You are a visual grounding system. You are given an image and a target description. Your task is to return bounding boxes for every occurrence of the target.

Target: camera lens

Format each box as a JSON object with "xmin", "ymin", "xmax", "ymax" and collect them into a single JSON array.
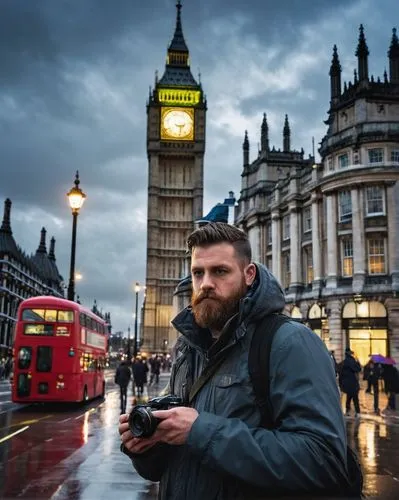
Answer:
[{"xmin": 129, "ymin": 407, "xmax": 158, "ymax": 438}]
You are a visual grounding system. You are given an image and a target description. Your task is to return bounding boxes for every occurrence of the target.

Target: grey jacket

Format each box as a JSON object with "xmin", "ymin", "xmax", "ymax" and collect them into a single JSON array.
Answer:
[{"xmin": 125, "ymin": 264, "xmax": 348, "ymax": 499}]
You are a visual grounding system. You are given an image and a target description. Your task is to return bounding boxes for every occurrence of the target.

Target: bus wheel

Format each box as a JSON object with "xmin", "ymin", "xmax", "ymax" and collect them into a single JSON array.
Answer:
[{"xmin": 82, "ymin": 386, "xmax": 88, "ymax": 403}]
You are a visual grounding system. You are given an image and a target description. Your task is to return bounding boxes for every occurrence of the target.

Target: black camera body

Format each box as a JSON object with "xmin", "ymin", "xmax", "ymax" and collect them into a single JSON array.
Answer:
[{"xmin": 128, "ymin": 395, "xmax": 183, "ymax": 438}]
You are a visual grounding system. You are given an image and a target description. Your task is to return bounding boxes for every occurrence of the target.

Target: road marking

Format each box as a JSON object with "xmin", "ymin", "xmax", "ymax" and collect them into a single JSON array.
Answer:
[
  {"xmin": 0, "ymin": 391, "xmax": 10, "ymax": 396},
  {"xmin": 75, "ymin": 408, "xmax": 96, "ymax": 420},
  {"xmin": 0, "ymin": 425, "xmax": 29, "ymax": 444},
  {"xmin": 19, "ymin": 415, "xmax": 53, "ymax": 425},
  {"xmin": 59, "ymin": 417, "xmax": 71, "ymax": 423},
  {"xmin": 0, "ymin": 400, "xmax": 12, "ymax": 404}
]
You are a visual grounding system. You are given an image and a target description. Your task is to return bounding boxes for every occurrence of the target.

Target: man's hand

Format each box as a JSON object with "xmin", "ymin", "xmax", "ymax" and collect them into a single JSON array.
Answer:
[
  {"xmin": 119, "ymin": 407, "xmax": 199, "ymax": 453},
  {"xmin": 119, "ymin": 413, "xmax": 159, "ymax": 454},
  {"xmin": 152, "ymin": 407, "xmax": 199, "ymax": 446}
]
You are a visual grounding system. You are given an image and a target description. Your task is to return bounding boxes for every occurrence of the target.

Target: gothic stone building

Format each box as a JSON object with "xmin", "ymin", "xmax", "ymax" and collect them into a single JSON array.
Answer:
[
  {"xmin": 0, "ymin": 199, "xmax": 64, "ymax": 356},
  {"xmin": 142, "ymin": 1, "xmax": 206, "ymax": 354},
  {"xmin": 235, "ymin": 26, "xmax": 399, "ymax": 365}
]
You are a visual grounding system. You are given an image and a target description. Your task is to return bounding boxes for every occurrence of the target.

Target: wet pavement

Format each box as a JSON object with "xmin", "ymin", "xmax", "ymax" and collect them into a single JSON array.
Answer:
[{"xmin": 0, "ymin": 373, "xmax": 398, "ymax": 499}]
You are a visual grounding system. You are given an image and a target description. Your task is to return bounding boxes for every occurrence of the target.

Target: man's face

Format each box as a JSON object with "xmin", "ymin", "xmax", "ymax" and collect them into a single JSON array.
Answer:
[{"xmin": 190, "ymin": 242, "xmax": 256, "ymax": 333}]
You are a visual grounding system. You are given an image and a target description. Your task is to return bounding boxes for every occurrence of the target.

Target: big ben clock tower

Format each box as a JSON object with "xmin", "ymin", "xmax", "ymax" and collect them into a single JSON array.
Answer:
[{"xmin": 142, "ymin": 1, "xmax": 206, "ymax": 354}]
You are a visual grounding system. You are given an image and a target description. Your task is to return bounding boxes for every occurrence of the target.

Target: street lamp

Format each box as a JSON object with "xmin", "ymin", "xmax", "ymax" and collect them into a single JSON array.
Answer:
[
  {"xmin": 134, "ymin": 282, "xmax": 140, "ymax": 357},
  {"xmin": 66, "ymin": 171, "xmax": 86, "ymax": 301}
]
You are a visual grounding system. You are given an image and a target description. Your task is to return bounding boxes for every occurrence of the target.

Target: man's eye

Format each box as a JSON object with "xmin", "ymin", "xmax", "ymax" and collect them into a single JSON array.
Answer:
[
  {"xmin": 192, "ymin": 270, "xmax": 203, "ymax": 277},
  {"xmin": 215, "ymin": 269, "xmax": 227, "ymax": 276}
]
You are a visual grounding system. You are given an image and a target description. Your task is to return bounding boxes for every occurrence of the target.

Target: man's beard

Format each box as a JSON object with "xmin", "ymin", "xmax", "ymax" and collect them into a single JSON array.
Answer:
[{"xmin": 191, "ymin": 280, "xmax": 248, "ymax": 332}]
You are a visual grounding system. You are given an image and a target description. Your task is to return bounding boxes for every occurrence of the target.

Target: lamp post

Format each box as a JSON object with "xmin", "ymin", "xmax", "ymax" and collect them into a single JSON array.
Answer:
[
  {"xmin": 134, "ymin": 282, "xmax": 140, "ymax": 357},
  {"xmin": 66, "ymin": 171, "xmax": 86, "ymax": 301},
  {"xmin": 127, "ymin": 326, "xmax": 131, "ymax": 362}
]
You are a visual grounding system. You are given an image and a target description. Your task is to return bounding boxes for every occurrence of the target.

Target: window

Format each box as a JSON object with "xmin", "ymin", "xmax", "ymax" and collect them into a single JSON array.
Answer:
[
  {"xmin": 328, "ymin": 157, "xmax": 334, "ymax": 171},
  {"xmin": 18, "ymin": 347, "xmax": 32, "ymax": 369},
  {"xmin": 283, "ymin": 215, "xmax": 290, "ymax": 240},
  {"xmin": 303, "ymin": 207, "xmax": 312, "ymax": 233},
  {"xmin": 304, "ymin": 247, "xmax": 313, "ymax": 283},
  {"xmin": 266, "ymin": 223, "xmax": 272, "ymax": 245},
  {"xmin": 391, "ymin": 149, "xmax": 399, "ymax": 163},
  {"xmin": 338, "ymin": 153, "xmax": 349, "ymax": 169},
  {"xmin": 368, "ymin": 238, "xmax": 386, "ymax": 274},
  {"xmin": 342, "ymin": 239, "xmax": 353, "ymax": 277},
  {"xmin": 366, "ymin": 186, "xmax": 385, "ymax": 216},
  {"xmin": 37, "ymin": 346, "xmax": 52, "ymax": 372},
  {"xmin": 282, "ymin": 252, "xmax": 290, "ymax": 288},
  {"xmin": 339, "ymin": 191, "xmax": 352, "ymax": 222},
  {"xmin": 368, "ymin": 148, "xmax": 384, "ymax": 164}
]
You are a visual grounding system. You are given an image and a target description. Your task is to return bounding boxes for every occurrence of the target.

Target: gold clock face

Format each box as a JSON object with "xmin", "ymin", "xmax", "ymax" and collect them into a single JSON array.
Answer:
[{"xmin": 161, "ymin": 107, "xmax": 194, "ymax": 140}]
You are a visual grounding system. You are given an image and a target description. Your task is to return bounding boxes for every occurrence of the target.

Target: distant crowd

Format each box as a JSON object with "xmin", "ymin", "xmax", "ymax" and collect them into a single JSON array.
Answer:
[
  {"xmin": 331, "ymin": 348, "xmax": 399, "ymax": 417},
  {"xmin": 0, "ymin": 355, "xmax": 12, "ymax": 381},
  {"xmin": 114, "ymin": 354, "xmax": 171, "ymax": 413}
]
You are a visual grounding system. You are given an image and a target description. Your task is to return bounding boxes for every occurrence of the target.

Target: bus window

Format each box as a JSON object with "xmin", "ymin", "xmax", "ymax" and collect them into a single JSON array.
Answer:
[
  {"xmin": 24, "ymin": 324, "xmax": 54, "ymax": 336},
  {"xmin": 37, "ymin": 346, "xmax": 52, "ymax": 372},
  {"xmin": 18, "ymin": 347, "xmax": 32, "ymax": 369},
  {"xmin": 58, "ymin": 310, "xmax": 74, "ymax": 322},
  {"xmin": 22, "ymin": 309, "xmax": 46, "ymax": 321},
  {"xmin": 44, "ymin": 310, "xmax": 57, "ymax": 322}
]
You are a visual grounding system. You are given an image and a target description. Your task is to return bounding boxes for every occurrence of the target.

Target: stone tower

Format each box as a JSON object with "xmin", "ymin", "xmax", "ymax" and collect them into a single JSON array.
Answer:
[{"xmin": 142, "ymin": 1, "xmax": 206, "ymax": 354}]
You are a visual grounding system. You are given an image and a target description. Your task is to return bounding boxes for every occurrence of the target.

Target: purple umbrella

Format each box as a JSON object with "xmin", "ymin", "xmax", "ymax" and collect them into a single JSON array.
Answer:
[
  {"xmin": 371, "ymin": 354, "xmax": 387, "ymax": 364},
  {"xmin": 384, "ymin": 357, "xmax": 396, "ymax": 365}
]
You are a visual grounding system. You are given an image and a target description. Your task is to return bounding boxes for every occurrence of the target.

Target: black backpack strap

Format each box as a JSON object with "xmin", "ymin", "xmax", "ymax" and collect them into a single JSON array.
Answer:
[{"xmin": 249, "ymin": 313, "xmax": 292, "ymax": 429}]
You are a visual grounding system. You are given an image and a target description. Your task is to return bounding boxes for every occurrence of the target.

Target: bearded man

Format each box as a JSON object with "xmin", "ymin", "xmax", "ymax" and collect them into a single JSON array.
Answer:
[{"xmin": 119, "ymin": 222, "xmax": 352, "ymax": 499}]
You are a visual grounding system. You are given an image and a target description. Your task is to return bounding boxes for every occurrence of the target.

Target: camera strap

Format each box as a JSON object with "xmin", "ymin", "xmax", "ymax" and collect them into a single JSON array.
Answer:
[{"xmin": 188, "ymin": 351, "xmax": 229, "ymax": 405}]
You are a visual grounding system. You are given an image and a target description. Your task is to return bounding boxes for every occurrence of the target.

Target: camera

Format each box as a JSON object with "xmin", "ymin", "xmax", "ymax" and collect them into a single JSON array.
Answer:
[{"xmin": 128, "ymin": 394, "xmax": 183, "ymax": 438}]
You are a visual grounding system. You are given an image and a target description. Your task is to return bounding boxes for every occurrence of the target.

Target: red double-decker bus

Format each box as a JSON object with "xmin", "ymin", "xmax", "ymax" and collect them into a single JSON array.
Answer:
[{"xmin": 12, "ymin": 296, "xmax": 108, "ymax": 403}]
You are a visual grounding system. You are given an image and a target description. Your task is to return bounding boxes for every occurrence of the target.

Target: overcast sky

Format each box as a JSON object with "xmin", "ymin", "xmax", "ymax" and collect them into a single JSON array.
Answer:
[{"xmin": 0, "ymin": 0, "xmax": 396, "ymax": 335}]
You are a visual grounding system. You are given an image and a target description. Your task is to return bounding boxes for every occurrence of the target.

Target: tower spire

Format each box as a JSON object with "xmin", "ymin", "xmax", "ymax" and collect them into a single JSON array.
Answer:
[
  {"xmin": 167, "ymin": 0, "xmax": 189, "ymax": 66},
  {"xmin": 283, "ymin": 115, "xmax": 290, "ymax": 152},
  {"xmin": 388, "ymin": 27, "xmax": 399, "ymax": 83},
  {"xmin": 1, "ymin": 198, "xmax": 12, "ymax": 234},
  {"xmin": 356, "ymin": 24, "xmax": 369, "ymax": 82},
  {"xmin": 243, "ymin": 131, "xmax": 250, "ymax": 167},
  {"xmin": 261, "ymin": 113, "xmax": 269, "ymax": 153},
  {"xmin": 49, "ymin": 237, "xmax": 56, "ymax": 261},
  {"xmin": 36, "ymin": 227, "xmax": 47, "ymax": 254},
  {"xmin": 329, "ymin": 45, "xmax": 342, "ymax": 101}
]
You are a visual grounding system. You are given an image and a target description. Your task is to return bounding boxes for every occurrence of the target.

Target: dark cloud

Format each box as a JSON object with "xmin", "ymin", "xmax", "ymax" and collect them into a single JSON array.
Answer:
[{"xmin": 0, "ymin": 0, "xmax": 396, "ymax": 332}]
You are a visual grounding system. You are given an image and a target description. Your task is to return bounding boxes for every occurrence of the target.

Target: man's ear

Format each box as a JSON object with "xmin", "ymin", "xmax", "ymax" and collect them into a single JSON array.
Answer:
[{"xmin": 244, "ymin": 263, "xmax": 257, "ymax": 286}]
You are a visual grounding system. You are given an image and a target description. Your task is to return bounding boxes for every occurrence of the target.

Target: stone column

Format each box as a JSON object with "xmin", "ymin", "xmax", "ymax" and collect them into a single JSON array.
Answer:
[
  {"xmin": 352, "ymin": 187, "xmax": 365, "ymax": 292},
  {"xmin": 327, "ymin": 299, "xmax": 345, "ymax": 362},
  {"xmin": 272, "ymin": 209, "xmax": 281, "ymax": 282},
  {"xmin": 289, "ymin": 202, "xmax": 302, "ymax": 290},
  {"xmin": 385, "ymin": 297, "xmax": 399, "ymax": 365},
  {"xmin": 311, "ymin": 192, "xmax": 322, "ymax": 289},
  {"xmin": 326, "ymin": 193, "xmax": 338, "ymax": 288},
  {"xmin": 387, "ymin": 183, "xmax": 399, "ymax": 293}
]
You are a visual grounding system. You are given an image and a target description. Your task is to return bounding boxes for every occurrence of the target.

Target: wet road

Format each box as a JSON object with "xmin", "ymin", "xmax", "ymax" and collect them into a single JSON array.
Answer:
[{"xmin": 0, "ymin": 373, "xmax": 398, "ymax": 499}]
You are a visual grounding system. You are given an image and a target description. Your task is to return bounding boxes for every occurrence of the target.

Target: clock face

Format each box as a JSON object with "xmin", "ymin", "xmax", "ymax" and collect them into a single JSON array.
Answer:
[{"xmin": 161, "ymin": 108, "xmax": 194, "ymax": 140}]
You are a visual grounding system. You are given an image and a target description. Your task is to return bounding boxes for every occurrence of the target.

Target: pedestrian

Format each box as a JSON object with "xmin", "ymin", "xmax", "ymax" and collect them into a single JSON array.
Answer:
[
  {"xmin": 119, "ymin": 222, "xmax": 358, "ymax": 499},
  {"xmin": 149, "ymin": 355, "xmax": 161, "ymax": 385},
  {"xmin": 114, "ymin": 360, "xmax": 131, "ymax": 414},
  {"xmin": 339, "ymin": 347, "xmax": 362, "ymax": 417},
  {"xmin": 363, "ymin": 359, "xmax": 373, "ymax": 393},
  {"xmin": 330, "ymin": 350, "xmax": 339, "ymax": 376},
  {"xmin": 382, "ymin": 364, "xmax": 399, "ymax": 411},
  {"xmin": 132, "ymin": 357, "xmax": 148, "ymax": 397},
  {"xmin": 365, "ymin": 360, "xmax": 382, "ymax": 414}
]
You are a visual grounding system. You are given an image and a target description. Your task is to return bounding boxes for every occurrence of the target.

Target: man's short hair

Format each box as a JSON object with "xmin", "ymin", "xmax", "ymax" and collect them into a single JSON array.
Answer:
[{"xmin": 187, "ymin": 222, "xmax": 251, "ymax": 264}]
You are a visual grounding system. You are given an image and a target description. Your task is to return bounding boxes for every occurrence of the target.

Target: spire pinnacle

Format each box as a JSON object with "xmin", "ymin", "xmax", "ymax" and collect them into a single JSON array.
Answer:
[
  {"xmin": 37, "ymin": 227, "xmax": 47, "ymax": 254},
  {"xmin": 1, "ymin": 198, "xmax": 12, "ymax": 234},
  {"xmin": 49, "ymin": 237, "xmax": 56, "ymax": 261},
  {"xmin": 169, "ymin": 0, "xmax": 188, "ymax": 53},
  {"xmin": 356, "ymin": 24, "xmax": 369, "ymax": 81},
  {"xmin": 329, "ymin": 45, "xmax": 341, "ymax": 76},
  {"xmin": 243, "ymin": 130, "xmax": 249, "ymax": 150},
  {"xmin": 261, "ymin": 113, "xmax": 269, "ymax": 152},
  {"xmin": 283, "ymin": 115, "xmax": 290, "ymax": 152}
]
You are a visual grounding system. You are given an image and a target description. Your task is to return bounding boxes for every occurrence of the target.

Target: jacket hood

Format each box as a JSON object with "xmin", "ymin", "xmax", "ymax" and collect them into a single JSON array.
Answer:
[
  {"xmin": 171, "ymin": 263, "xmax": 285, "ymax": 346},
  {"xmin": 239, "ymin": 262, "xmax": 285, "ymax": 324}
]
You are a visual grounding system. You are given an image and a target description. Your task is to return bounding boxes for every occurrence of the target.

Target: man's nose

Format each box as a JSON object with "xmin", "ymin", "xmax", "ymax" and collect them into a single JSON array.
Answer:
[{"xmin": 200, "ymin": 272, "xmax": 215, "ymax": 290}]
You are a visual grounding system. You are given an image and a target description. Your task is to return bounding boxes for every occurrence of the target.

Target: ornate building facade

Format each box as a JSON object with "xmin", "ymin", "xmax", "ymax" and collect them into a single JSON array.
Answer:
[
  {"xmin": 0, "ymin": 199, "xmax": 64, "ymax": 356},
  {"xmin": 235, "ymin": 26, "xmax": 399, "ymax": 365},
  {"xmin": 142, "ymin": 1, "xmax": 206, "ymax": 353}
]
